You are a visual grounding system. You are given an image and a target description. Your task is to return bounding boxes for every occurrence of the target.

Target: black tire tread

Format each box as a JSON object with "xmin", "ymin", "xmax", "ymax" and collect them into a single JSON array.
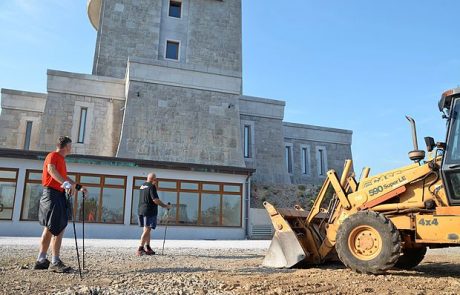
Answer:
[
  {"xmin": 394, "ymin": 246, "xmax": 427, "ymax": 269},
  {"xmin": 335, "ymin": 211, "xmax": 401, "ymax": 274}
]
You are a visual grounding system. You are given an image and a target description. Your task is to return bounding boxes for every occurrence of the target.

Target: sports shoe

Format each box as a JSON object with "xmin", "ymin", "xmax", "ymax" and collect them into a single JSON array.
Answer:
[
  {"xmin": 33, "ymin": 259, "xmax": 50, "ymax": 270},
  {"xmin": 49, "ymin": 260, "xmax": 72, "ymax": 273},
  {"xmin": 145, "ymin": 245, "xmax": 156, "ymax": 255},
  {"xmin": 136, "ymin": 246, "xmax": 146, "ymax": 256}
]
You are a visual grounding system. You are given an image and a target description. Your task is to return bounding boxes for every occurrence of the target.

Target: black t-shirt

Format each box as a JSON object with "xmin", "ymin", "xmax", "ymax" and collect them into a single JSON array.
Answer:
[{"xmin": 138, "ymin": 182, "xmax": 159, "ymax": 216}]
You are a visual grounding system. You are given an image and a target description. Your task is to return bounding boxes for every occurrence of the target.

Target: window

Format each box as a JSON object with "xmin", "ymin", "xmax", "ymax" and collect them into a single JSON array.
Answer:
[
  {"xmin": 301, "ymin": 146, "xmax": 310, "ymax": 175},
  {"xmin": 24, "ymin": 121, "xmax": 32, "ymax": 150},
  {"xmin": 285, "ymin": 145, "xmax": 293, "ymax": 174},
  {"xmin": 166, "ymin": 40, "xmax": 180, "ymax": 60},
  {"xmin": 131, "ymin": 178, "xmax": 242, "ymax": 227},
  {"xmin": 244, "ymin": 125, "xmax": 251, "ymax": 158},
  {"xmin": 77, "ymin": 107, "xmax": 88, "ymax": 143},
  {"xmin": 0, "ymin": 168, "xmax": 18, "ymax": 220},
  {"xmin": 317, "ymin": 146, "xmax": 328, "ymax": 176},
  {"xmin": 169, "ymin": 1, "xmax": 182, "ymax": 18},
  {"xmin": 76, "ymin": 174, "xmax": 126, "ymax": 224},
  {"xmin": 21, "ymin": 170, "xmax": 44, "ymax": 221},
  {"xmin": 21, "ymin": 171, "xmax": 126, "ymax": 223}
]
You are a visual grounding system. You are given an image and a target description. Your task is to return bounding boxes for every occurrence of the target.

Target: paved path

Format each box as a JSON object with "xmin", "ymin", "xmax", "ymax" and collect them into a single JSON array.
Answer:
[{"xmin": 0, "ymin": 236, "xmax": 271, "ymax": 249}]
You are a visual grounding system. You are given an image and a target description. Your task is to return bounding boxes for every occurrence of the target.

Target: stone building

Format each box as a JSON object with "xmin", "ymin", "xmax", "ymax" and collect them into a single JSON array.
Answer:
[{"xmin": 0, "ymin": 0, "xmax": 352, "ymax": 239}]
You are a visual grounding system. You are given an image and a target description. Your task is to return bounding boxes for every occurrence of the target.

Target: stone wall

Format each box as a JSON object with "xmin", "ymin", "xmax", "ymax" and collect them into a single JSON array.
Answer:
[
  {"xmin": 188, "ymin": 0, "xmax": 242, "ymax": 77},
  {"xmin": 0, "ymin": 89, "xmax": 46, "ymax": 150},
  {"xmin": 38, "ymin": 70, "xmax": 125, "ymax": 156},
  {"xmin": 283, "ymin": 122, "xmax": 353, "ymax": 185},
  {"xmin": 116, "ymin": 80, "xmax": 245, "ymax": 167},
  {"xmin": 239, "ymin": 95, "xmax": 290, "ymax": 184},
  {"xmin": 92, "ymin": 0, "xmax": 242, "ymax": 79},
  {"xmin": 92, "ymin": 0, "xmax": 163, "ymax": 78}
]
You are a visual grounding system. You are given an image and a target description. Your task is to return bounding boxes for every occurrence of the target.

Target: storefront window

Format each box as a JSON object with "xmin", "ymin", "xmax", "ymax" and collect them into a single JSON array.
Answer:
[
  {"xmin": 178, "ymin": 192, "xmax": 199, "ymax": 225},
  {"xmin": 73, "ymin": 174, "xmax": 125, "ymax": 224},
  {"xmin": 0, "ymin": 168, "xmax": 18, "ymax": 220},
  {"xmin": 21, "ymin": 170, "xmax": 42, "ymax": 221},
  {"xmin": 132, "ymin": 178, "xmax": 243, "ymax": 227},
  {"xmin": 222, "ymin": 194, "xmax": 242, "ymax": 227},
  {"xmin": 158, "ymin": 191, "xmax": 177, "ymax": 224},
  {"xmin": 201, "ymin": 193, "xmax": 220, "ymax": 226}
]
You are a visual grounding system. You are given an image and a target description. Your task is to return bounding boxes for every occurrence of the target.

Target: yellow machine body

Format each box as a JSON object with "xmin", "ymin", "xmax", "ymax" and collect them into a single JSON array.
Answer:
[
  {"xmin": 263, "ymin": 157, "xmax": 460, "ymax": 270},
  {"xmin": 263, "ymin": 88, "xmax": 460, "ymax": 273}
]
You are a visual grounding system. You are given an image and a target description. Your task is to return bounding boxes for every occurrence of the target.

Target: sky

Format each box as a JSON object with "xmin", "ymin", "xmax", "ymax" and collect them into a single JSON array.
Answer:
[{"xmin": 1, "ymin": 0, "xmax": 460, "ymax": 175}]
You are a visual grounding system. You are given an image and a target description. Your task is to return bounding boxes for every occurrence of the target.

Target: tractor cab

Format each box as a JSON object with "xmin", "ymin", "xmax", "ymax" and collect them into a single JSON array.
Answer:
[{"xmin": 439, "ymin": 87, "xmax": 460, "ymax": 205}]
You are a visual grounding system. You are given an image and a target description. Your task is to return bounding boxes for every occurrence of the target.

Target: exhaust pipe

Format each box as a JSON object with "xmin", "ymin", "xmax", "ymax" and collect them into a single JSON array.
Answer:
[{"xmin": 405, "ymin": 116, "xmax": 425, "ymax": 162}]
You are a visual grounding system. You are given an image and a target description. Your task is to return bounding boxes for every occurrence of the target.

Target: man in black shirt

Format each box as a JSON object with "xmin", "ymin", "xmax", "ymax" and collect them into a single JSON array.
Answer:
[{"xmin": 137, "ymin": 172, "xmax": 170, "ymax": 256}]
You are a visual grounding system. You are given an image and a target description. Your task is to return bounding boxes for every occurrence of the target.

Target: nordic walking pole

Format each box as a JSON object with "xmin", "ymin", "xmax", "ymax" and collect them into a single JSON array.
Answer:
[
  {"xmin": 82, "ymin": 191, "xmax": 85, "ymax": 270},
  {"xmin": 65, "ymin": 186, "xmax": 82, "ymax": 280},
  {"xmin": 161, "ymin": 202, "xmax": 171, "ymax": 256}
]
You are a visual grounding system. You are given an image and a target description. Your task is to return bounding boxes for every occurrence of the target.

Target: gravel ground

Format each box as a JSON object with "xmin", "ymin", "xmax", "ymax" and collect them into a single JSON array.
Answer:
[{"xmin": 2, "ymin": 238, "xmax": 460, "ymax": 294}]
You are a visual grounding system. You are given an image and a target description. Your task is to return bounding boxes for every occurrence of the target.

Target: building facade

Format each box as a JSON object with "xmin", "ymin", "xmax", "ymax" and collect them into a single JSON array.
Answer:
[{"xmin": 0, "ymin": 0, "xmax": 352, "ymax": 239}]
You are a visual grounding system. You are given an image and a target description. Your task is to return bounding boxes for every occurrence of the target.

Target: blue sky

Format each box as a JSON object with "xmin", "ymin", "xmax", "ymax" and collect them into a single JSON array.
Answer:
[{"xmin": 1, "ymin": 1, "xmax": 459, "ymax": 175}]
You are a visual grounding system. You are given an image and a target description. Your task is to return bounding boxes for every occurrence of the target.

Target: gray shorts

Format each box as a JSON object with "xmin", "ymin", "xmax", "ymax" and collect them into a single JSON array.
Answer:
[{"xmin": 138, "ymin": 215, "xmax": 157, "ymax": 229}]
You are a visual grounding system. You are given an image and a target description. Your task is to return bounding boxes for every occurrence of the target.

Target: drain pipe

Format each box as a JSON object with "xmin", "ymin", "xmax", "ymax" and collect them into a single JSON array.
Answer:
[{"xmin": 244, "ymin": 173, "xmax": 251, "ymax": 239}]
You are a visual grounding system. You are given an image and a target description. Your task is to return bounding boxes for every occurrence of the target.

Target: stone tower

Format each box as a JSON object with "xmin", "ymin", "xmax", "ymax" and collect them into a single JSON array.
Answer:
[
  {"xmin": 87, "ymin": 0, "xmax": 246, "ymax": 167},
  {"xmin": 89, "ymin": 0, "xmax": 242, "ymax": 80}
]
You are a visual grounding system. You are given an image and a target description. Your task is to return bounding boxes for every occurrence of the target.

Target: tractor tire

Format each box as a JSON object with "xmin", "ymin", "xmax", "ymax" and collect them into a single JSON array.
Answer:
[
  {"xmin": 335, "ymin": 211, "xmax": 401, "ymax": 274},
  {"xmin": 394, "ymin": 246, "xmax": 427, "ymax": 269}
]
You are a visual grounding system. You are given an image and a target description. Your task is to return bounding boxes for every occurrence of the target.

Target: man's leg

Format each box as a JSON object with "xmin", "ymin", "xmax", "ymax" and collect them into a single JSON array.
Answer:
[
  {"xmin": 141, "ymin": 227, "xmax": 151, "ymax": 246},
  {"xmin": 145, "ymin": 215, "xmax": 156, "ymax": 255},
  {"xmin": 51, "ymin": 229, "xmax": 65, "ymax": 263},
  {"xmin": 137, "ymin": 226, "xmax": 150, "ymax": 256},
  {"xmin": 34, "ymin": 227, "xmax": 52, "ymax": 269},
  {"xmin": 39, "ymin": 227, "xmax": 53, "ymax": 254},
  {"xmin": 48, "ymin": 228, "xmax": 72, "ymax": 273},
  {"xmin": 38, "ymin": 227, "xmax": 52, "ymax": 260}
]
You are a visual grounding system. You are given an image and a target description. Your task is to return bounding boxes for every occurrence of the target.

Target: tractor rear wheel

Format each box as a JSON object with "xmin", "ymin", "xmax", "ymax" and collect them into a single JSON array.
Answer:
[
  {"xmin": 394, "ymin": 246, "xmax": 427, "ymax": 269},
  {"xmin": 335, "ymin": 211, "xmax": 401, "ymax": 274}
]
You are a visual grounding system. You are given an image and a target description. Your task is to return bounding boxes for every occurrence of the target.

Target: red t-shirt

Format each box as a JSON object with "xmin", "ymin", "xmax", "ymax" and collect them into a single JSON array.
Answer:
[{"xmin": 42, "ymin": 151, "xmax": 67, "ymax": 192}]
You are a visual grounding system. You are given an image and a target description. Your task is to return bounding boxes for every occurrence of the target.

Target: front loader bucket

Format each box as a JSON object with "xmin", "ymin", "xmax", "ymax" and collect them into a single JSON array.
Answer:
[
  {"xmin": 262, "ymin": 202, "xmax": 324, "ymax": 268},
  {"xmin": 262, "ymin": 228, "xmax": 307, "ymax": 268}
]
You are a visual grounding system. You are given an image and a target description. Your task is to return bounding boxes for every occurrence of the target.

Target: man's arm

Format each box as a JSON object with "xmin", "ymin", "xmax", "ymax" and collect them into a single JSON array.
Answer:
[
  {"xmin": 153, "ymin": 198, "xmax": 171, "ymax": 209},
  {"xmin": 47, "ymin": 164, "xmax": 88, "ymax": 195},
  {"xmin": 150, "ymin": 185, "xmax": 171, "ymax": 209},
  {"xmin": 47, "ymin": 164, "xmax": 67, "ymax": 184}
]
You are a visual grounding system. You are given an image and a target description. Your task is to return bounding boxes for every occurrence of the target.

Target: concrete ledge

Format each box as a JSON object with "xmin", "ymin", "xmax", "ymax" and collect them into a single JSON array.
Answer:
[
  {"xmin": 283, "ymin": 122, "xmax": 353, "ymax": 134},
  {"xmin": 239, "ymin": 95, "xmax": 285, "ymax": 120},
  {"xmin": 130, "ymin": 57, "xmax": 242, "ymax": 79},
  {"xmin": 47, "ymin": 69, "xmax": 126, "ymax": 100},
  {"xmin": 128, "ymin": 60, "xmax": 242, "ymax": 95},
  {"xmin": 1, "ymin": 88, "xmax": 47, "ymax": 112},
  {"xmin": 283, "ymin": 122, "xmax": 353, "ymax": 145}
]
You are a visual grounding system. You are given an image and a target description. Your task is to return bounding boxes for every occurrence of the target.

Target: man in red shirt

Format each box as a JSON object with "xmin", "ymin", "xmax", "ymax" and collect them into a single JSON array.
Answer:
[{"xmin": 34, "ymin": 136, "xmax": 87, "ymax": 273}]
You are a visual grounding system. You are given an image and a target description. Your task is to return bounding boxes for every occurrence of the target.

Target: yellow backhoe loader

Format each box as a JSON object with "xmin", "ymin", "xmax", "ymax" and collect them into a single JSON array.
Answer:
[{"xmin": 263, "ymin": 87, "xmax": 460, "ymax": 274}]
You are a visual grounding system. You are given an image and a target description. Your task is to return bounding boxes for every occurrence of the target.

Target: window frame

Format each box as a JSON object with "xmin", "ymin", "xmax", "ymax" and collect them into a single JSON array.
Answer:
[
  {"xmin": 20, "ymin": 169, "xmax": 43, "ymax": 221},
  {"xmin": 300, "ymin": 145, "xmax": 311, "ymax": 175},
  {"xmin": 77, "ymin": 107, "xmax": 88, "ymax": 144},
  {"xmin": 285, "ymin": 143, "xmax": 293, "ymax": 174},
  {"xmin": 165, "ymin": 40, "xmax": 180, "ymax": 61},
  {"xmin": 75, "ymin": 173, "xmax": 127, "ymax": 224},
  {"xmin": 131, "ymin": 178, "xmax": 242, "ymax": 228},
  {"xmin": 24, "ymin": 121, "xmax": 33, "ymax": 150},
  {"xmin": 20, "ymin": 170, "xmax": 127, "ymax": 224},
  {"xmin": 168, "ymin": 0, "xmax": 182, "ymax": 18},
  {"xmin": 0, "ymin": 168, "xmax": 19, "ymax": 221},
  {"xmin": 316, "ymin": 146, "xmax": 328, "ymax": 177},
  {"xmin": 243, "ymin": 125, "xmax": 251, "ymax": 158}
]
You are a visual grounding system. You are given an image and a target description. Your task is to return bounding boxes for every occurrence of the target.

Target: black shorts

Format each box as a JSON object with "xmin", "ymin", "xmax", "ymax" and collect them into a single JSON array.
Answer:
[
  {"xmin": 38, "ymin": 187, "xmax": 69, "ymax": 236},
  {"xmin": 138, "ymin": 215, "xmax": 157, "ymax": 229}
]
